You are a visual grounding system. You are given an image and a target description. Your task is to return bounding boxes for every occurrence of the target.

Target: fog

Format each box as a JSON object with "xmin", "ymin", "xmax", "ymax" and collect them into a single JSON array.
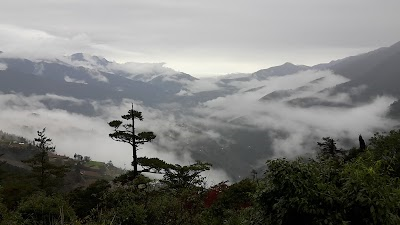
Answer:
[
  {"xmin": 0, "ymin": 68, "xmax": 398, "ymax": 182},
  {"xmin": 0, "ymin": 93, "xmax": 231, "ymax": 184},
  {"xmin": 0, "ymin": 63, "xmax": 7, "ymax": 70},
  {"xmin": 191, "ymin": 69, "xmax": 398, "ymax": 159}
]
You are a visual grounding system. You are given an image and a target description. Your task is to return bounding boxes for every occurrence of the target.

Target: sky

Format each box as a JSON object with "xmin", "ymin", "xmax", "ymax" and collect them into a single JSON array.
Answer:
[{"xmin": 0, "ymin": 0, "xmax": 400, "ymax": 77}]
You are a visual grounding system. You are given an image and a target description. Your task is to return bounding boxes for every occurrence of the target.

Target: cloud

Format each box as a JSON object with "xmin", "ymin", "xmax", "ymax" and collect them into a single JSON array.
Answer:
[
  {"xmin": 192, "ymin": 70, "xmax": 398, "ymax": 159},
  {"xmin": 1, "ymin": 0, "xmax": 400, "ymax": 76},
  {"xmin": 179, "ymin": 78, "xmax": 221, "ymax": 94},
  {"xmin": 0, "ymin": 24, "xmax": 145, "ymax": 66},
  {"xmin": 108, "ymin": 62, "xmax": 178, "ymax": 81},
  {"xmin": 86, "ymin": 69, "xmax": 108, "ymax": 83},
  {"xmin": 64, "ymin": 76, "xmax": 87, "ymax": 84},
  {"xmin": 0, "ymin": 93, "xmax": 231, "ymax": 184},
  {"xmin": 0, "ymin": 24, "xmax": 92, "ymax": 59},
  {"xmin": 0, "ymin": 63, "xmax": 7, "ymax": 70},
  {"xmin": 0, "ymin": 68, "xmax": 398, "ymax": 182}
]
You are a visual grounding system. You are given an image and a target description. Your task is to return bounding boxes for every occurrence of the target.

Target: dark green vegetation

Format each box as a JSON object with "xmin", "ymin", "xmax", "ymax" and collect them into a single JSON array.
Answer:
[{"xmin": 1, "ymin": 112, "xmax": 400, "ymax": 224}]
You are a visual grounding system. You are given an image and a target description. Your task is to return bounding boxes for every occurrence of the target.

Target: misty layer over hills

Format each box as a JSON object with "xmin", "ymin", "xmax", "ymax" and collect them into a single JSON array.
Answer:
[{"xmin": 1, "ymin": 41, "xmax": 400, "ymax": 182}]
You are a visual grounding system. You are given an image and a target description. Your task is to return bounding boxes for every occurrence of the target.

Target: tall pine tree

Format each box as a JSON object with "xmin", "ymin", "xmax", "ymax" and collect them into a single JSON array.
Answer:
[
  {"xmin": 108, "ymin": 104, "xmax": 156, "ymax": 180},
  {"xmin": 23, "ymin": 128, "xmax": 67, "ymax": 192}
]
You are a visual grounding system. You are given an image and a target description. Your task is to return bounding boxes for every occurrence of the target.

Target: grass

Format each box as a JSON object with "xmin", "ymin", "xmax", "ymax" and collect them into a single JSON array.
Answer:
[{"xmin": 84, "ymin": 160, "xmax": 104, "ymax": 168}]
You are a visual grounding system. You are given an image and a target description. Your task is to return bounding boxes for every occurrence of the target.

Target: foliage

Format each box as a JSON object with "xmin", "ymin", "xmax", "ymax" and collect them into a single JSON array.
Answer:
[
  {"xmin": 317, "ymin": 137, "xmax": 343, "ymax": 159},
  {"xmin": 17, "ymin": 192, "xmax": 76, "ymax": 225},
  {"xmin": 68, "ymin": 179, "xmax": 111, "ymax": 220},
  {"xmin": 0, "ymin": 201, "xmax": 22, "ymax": 225},
  {"xmin": 257, "ymin": 158, "xmax": 345, "ymax": 225},
  {"xmin": 22, "ymin": 128, "xmax": 68, "ymax": 192},
  {"xmin": 3, "ymin": 126, "xmax": 400, "ymax": 224},
  {"xmin": 341, "ymin": 158, "xmax": 400, "ymax": 224},
  {"xmin": 108, "ymin": 105, "xmax": 156, "ymax": 180},
  {"xmin": 161, "ymin": 161, "xmax": 211, "ymax": 190},
  {"xmin": 256, "ymin": 130, "xmax": 400, "ymax": 225},
  {"xmin": 368, "ymin": 130, "xmax": 400, "ymax": 177}
]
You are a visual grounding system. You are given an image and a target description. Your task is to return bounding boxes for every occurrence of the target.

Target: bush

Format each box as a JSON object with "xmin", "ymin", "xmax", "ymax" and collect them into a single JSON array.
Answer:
[{"xmin": 17, "ymin": 192, "xmax": 76, "ymax": 225}]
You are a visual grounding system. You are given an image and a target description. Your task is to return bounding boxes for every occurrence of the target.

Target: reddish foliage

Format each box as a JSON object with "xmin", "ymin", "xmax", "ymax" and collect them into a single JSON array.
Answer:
[{"xmin": 204, "ymin": 181, "xmax": 228, "ymax": 208}]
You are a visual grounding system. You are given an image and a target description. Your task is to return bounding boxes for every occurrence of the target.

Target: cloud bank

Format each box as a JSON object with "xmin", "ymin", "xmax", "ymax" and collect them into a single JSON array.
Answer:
[
  {"xmin": 0, "ymin": 93, "xmax": 231, "ymax": 184},
  {"xmin": 0, "ymin": 67, "xmax": 398, "ymax": 181},
  {"xmin": 2, "ymin": 0, "xmax": 400, "ymax": 76},
  {"xmin": 191, "ymin": 70, "xmax": 398, "ymax": 161}
]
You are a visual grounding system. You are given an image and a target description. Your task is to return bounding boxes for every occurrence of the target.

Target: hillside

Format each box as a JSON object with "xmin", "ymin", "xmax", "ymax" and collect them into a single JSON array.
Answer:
[{"xmin": 0, "ymin": 130, "xmax": 124, "ymax": 190}]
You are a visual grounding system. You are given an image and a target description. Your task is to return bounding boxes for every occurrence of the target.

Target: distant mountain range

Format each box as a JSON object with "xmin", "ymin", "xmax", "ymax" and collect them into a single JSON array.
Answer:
[{"xmin": 2, "ymin": 41, "xmax": 399, "ymax": 109}]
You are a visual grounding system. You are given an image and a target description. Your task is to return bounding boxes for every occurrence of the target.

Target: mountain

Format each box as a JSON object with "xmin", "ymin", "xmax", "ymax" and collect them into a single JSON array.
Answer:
[
  {"xmin": 252, "ymin": 62, "xmax": 310, "ymax": 80},
  {"xmin": 0, "ymin": 54, "xmax": 199, "ymax": 112},
  {"xmin": 276, "ymin": 41, "xmax": 400, "ymax": 108},
  {"xmin": 219, "ymin": 62, "xmax": 310, "ymax": 83},
  {"xmin": 1, "ymin": 42, "xmax": 400, "ymax": 181},
  {"xmin": 314, "ymin": 41, "xmax": 400, "ymax": 80},
  {"xmin": 330, "ymin": 50, "xmax": 400, "ymax": 99}
]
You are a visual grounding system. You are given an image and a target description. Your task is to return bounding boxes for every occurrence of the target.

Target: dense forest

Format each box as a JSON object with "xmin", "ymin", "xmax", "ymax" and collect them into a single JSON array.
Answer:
[{"xmin": 1, "ymin": 109, "xmax": 400, "ymax": 225}]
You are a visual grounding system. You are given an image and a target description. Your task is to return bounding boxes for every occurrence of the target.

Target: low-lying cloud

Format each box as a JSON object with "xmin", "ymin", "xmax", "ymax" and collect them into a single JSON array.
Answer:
[
  {"xmin": 0, "ymin": 63, "xmax": 7, "ymax": 70},
  {"xmin": 64, "ymin": 76, "xmax": 87, "ymax": 84},
  {"xmin": 0, "ymin": 68, "xmax": 399, "ymax": 182},
  {"xmin": 0, "ymin": 93, "xmax": 231, "ymax": 185},
  {"xmin": 190, "ymin": 70, "xmax": 398, "ymax": 162}
]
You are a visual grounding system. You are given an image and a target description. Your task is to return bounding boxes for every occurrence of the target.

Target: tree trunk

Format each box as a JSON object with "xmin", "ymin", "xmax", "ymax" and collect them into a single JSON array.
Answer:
[{"xmin": 131, "ymin": 103, "xmax": 138, "ymax": 178}]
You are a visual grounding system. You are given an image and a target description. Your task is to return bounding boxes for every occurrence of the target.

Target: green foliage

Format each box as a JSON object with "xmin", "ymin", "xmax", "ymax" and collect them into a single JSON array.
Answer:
[
  {"xmin": 138, "ymin": 157, "xmax": 170, "ymax": 173},
  {"xmin": 317, "ymin": 137, "xmax": 342, "ymax": 159},
  {"xmin": 3, "ymin": 126, "xmax": 400, "ymax": 224},
  {"xmin": 113, "ymin": 173, "xmax": 152, "ymax": 187},
  {"xmin": 22, "ymin": 128, "xmax": 68, "ymax": 192},
  {"xmin": 215, "ymin": 179, "xmax": 256, "ymax": 210},
  {"xmin": 257, "ymin": 158, "xmax": 345, "ymax": 225},
  {"xmin": 0, "ymin": 173, "xmax": 37, "ymax": 209},
  {"xmin": 17, "ymin": 192, "xmax": 76, "ymax": 225},
  {"xmin": 341, "ymin": 159, "xmax": 400, "ymax": 224},
  {"xmin": 68, "ymin": 179, "xmax": 111, "ymax": 220},
  {"xmin": 161, "ymin": 161, "xmax": 211, "ymax": 190},
  {"xmin": 368, "ymin": 130, "xmax": 400, "ymax": 177},
  {"xmin": 255, "ymin": 130, "xmax": 400, "ymax": 225},
  {"xmin": 95, "ymin": 186, "xmax": 147, "ymax": 225},
  {"xmin": 0, "ymin": 201, "xmax": 22, "ymax": 225}
]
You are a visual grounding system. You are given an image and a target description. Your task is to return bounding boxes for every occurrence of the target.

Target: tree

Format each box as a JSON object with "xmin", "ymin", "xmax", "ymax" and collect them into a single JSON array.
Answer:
[
  {"xmin": 161, "ymin": 161, "xmax": 211, "ymax": 189},
  {"xmin": 108, "ymin": 104, "xmax": 156, "ymax": 180},
  {"xmin": 22, "ymin": 128, "xmax": 67, "ymax": 192},
  {"xmin": 317, "ymin": 137, "xmax": 342, "ymax": 159},
  {"xmin": 68, "ymin": 179, "xmax": 111, "ymax": 219},
  {"xmin": 83, "ymin": 156, "xmax": 91, "ymax": 162},
  {"xmin": 359, "ymin": 134, "xmax": 366, "ymax": 151}
]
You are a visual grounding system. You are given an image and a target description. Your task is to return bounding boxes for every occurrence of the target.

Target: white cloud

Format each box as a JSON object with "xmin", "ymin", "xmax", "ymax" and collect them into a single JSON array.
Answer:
[
  {"xmin": 0, "ymin": 93, "xmax": 231, "ymax": 183},
  {"xmin": 108, "ymin": 62, "xmax": 178, "ymax": 81},
  {"xmin": 0, "ymin": 68, "xmax": 398, "ymax": 182},
  {"xmin": 182, "ymin": 78, "xmax": 221, "ymax": 94},
  {"xmin": 64, "ymin": 76, "xmax": 87, "ymax": 84},
  {"xmin": 1, "ymin": 0, "xmax": 399, "ymax": 76},
  {"xmin": 192, "ymin": 70, "xmax": 398, "ymax": 159},
  {"xmin": 0, "ymin": 63, "xmax": 7, "ymax": 70}
]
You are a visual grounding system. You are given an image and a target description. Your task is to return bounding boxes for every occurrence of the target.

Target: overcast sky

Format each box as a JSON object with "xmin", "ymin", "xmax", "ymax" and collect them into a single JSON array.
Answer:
[{"xmin": 1, "ymin": 0, "xmax": 399, "ymax": 77}]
